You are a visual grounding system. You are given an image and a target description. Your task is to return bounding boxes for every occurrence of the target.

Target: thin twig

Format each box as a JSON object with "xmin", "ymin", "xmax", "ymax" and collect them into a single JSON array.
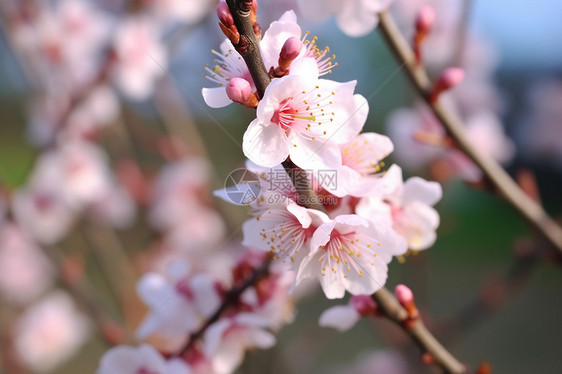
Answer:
[
  {"xmin": 377, "ymin": 10, "xmax": 562, "ymax": 255},
  {"xmin": 176, "ymin": 256, "xmax": 271, "ymax": 356},
  {"xmin": 373, "ymin": 290, "xmax": 467, "ymax": 373}
]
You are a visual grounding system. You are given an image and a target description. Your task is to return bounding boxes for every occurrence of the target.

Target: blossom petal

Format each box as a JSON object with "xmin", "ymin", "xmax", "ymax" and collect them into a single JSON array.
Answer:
[
  {"xmin": 136, "ymin": 273, "xmax": 173, "ymax": 309},
  {"xmin": 260, "ymin": 11, "xmax": 302, "ymax": 70},
  {"xmin": 288, "ymin": 131, "xmax": 342, "ymax": 170},
  {"xmin": 243, "ymin": 119, "xmax": 290, "ymax": 167},
  {"xmin": 319, "ymin": 305, "xmax": 360, "ymax": 331},
  {"xmin": 202, "ymin": 87, "xmax": 232, "ymax": 108},
  {"xmin": 402, "ymin": 177, "xmax": 442, "ymax": 206},
  {"xmin": 336, "ymin": 0, "xmax": 379, "ymax": 37}
]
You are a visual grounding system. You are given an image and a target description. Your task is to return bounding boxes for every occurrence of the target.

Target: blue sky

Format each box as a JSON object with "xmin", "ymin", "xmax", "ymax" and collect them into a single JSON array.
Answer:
[{"xmin": 472, "ymin": 0, "xmax": 562, "ymax": 69}]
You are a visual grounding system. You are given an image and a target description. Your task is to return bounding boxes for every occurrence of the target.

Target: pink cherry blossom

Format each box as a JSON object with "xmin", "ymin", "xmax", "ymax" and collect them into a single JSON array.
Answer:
[
  {"xmin": 242, "ymin": 199, "xmax": 329, "ymax": 270},
  {"xmin": 297, "ymin": 214, "xmax": 407, "ymax": 299},
  {"xmin": 243, "ymin": 69, "xmax": 368, "ymax": 169},
  {"xmin": 321, "ymin": 132, "xmax": 394, "ymax": 197},
  {"xmin": 136, "ymin": 261, "xmax": 221, "ymax": 341},
  {"xmin": 319, "ymin": 294, "xmax": 378, "ymax": 331},
  {"xmin": 356, "ymin": 165, "xmax": 442, "ymax": 250},
  {"xmin": 97, "ymin": 344, "xmax": 191, "ymax": 374},
  {"xmin": 203, "ymin": 314, "xmax": 277, "ymax": 374},
  {"xmin": 13, "ymin": 291, "xmax": 90, "ymax": 373},
  {"xmin": 0, "ymin": 223, "xmax": 54, "ymax": 305}
]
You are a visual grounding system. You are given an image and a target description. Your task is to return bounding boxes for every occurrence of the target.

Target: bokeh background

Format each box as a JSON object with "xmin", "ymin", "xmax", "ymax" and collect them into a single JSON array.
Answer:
[{"xmin": 1, "ymin": 0, "xmax": 561, "ymax": 373}]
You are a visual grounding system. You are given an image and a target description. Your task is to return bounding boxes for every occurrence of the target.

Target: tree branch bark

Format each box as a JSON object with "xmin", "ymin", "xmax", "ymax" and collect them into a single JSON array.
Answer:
[
  {"xmin": 377, "ymin": 10, "xmax": 562, "ymax": 255},
  {"xmin": 373, "ymin": 290, "xmax": 467, "ymax": 373}
]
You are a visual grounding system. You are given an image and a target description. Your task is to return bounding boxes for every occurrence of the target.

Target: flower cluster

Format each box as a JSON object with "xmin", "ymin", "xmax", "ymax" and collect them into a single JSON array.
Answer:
[{"xmin": 211, "ymin": 8, "xmax": 442, "ymax": 300}]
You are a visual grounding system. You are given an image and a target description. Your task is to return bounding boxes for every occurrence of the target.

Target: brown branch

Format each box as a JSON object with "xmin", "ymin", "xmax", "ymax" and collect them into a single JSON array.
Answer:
[
  {"xmin": 373, "ymin": 290, "xmax": 467, "ymax": 373},
  {"xmin": 377, "ymin": 10, "xmax": 562, "ymax": 255},
  {"xmin": 225, "ymin": 0, "xmax": 271, "ymax": 98},
  {"xmin": 176, "ymin": 256, "xmax": 271, "ymax": 356}
]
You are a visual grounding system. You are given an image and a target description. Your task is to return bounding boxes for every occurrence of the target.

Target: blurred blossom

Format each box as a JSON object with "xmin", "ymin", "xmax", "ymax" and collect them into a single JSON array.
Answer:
[
  {"xmin": 13, "ymin": 291, "xmax": 90, "ymax": 373},
  {"xmin": 297, "ymin": 0, "xmax": 394, "ymax": 37},
  {"xmin": 63, "ymin": 84, "xmax": 120, "ymax": 140},
  {"xmin": 0, "ymin": 223, "xmax": 54, "ymax": 305},
  {"xmin": 203, "ymin": 314, "xmax": 277, "ymax": 374},
  {"xmin": 149, "ymin": 158, "xmax": 211, "ymax": 231},
  {"xmin": 517, "ymin": 80, "xmax": 562, "ymax": 167},
  {"xmin": 87, "ymin": 184, "xmax": 136, "ymax": 229},
  {"xmin": 111, "ymin": 15, "xmax": 168, "ymax": 101},
  {"xmin": 29, "ymin": 140, "xmax": 113, "ymax": 208},
  {"xmin": 12, "ymin": 182, "xmax": 75, "ymax": 245},
  {"xmin": 163, "ymin": 208, "xmax": 227, "ymax": 254},
  {"xmin": 145, "ymin": 0, "xmax": 216, "ymax": 26},
  {"xmin": 386, "ymin": 103, "xmax": 514, "ymax": 182},
  {"xmin": 136, "ymin": 260, "xmax": 222, "ymax": 341},
  {"xmin": 12, "ymin": 0, "xmax": 112, "ymax": 92},
  {"xmin": 97, "ymin": 344, "xmax": 190, "ymax": 374}
]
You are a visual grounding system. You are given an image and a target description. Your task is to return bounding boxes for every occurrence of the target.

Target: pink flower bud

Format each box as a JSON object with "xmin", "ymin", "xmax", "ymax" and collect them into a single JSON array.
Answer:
[
  {"xmin": 351, "ymin": 295, "xmax": 377, "ymax": 316},
  {"xmin": 226, "ymin": 78, "xmax": 258, "ymax": 107},
  {"xmin": 280, "ymin": 37, "xmax": 302, "ymax": 63},
  {"xmin": 216, "ymin": 1, "xmax": 233, "ymax": 27},
  {"xmin": 429, "ymin": 67, "xmax": 465, "ymax": 102},
  {"xmin": 415, "ymin": 6, "xmax": 435, "ymax": 35},
  {"xmin": 274, "ymin": 37, "xmax": 302, "ymax": 75},
  {"xmin": 438, "ymin": 67, "xmax": 465, "ymax": 89},
  {"xmin": 226, "ymin": 78, "xmax": 252, "ymax": 102},
  {"xmin": 395, "ymin": 284, "xmax": 414, "ymax": 307},
  {"xmin": 395, "ymin": 284, "xmax": 419, "ymax": 323}
]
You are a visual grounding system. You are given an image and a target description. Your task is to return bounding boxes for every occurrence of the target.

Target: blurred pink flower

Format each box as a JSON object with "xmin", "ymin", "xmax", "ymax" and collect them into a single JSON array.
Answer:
[
  {"xmin": 97, "ymin": 344, "xmax": 190, "ymax": 374},
  {"xmin": 111, "ymin": 16, "xmax": 168, "ymax": 100},
  {"xmin": 13, "ymin": 291, "xmax": 90, "ymax": 373},
  {"xmin": 298, "ymin": 0, "xmax": 394, "ymax": 37},
  {"xmin": 203, "ymin": 314, "xmax": 277, "ymax": 374},
  {"xmin": 0, "ymin": 223, "xmax": 54, "ymax": 305},
  {"xmin": 136, "ymin": 261, "xmax": 222, "ymax": 341}
]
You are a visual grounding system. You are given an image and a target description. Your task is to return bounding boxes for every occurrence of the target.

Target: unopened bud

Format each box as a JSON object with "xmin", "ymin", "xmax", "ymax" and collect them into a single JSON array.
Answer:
[
  {"xmin": 217, "ymin": 1, "xmax": 233, "ymax": 27},
  {"xmin": 413, "ymin": 6, "xmax": 435, "ymax": 64},
  {"xmin": 395, "ymin": 284, "xmax": 419, "ymax": 322},
  {"xmin": 351, "ymin": 295, "xmax": 378, "ymax": 316},
  {"xmin": 217, "ymin": 1, "xmax": 239, "ymax": 44},
  {"xmin": 226, "ymin": 78, "xmax": 258, "ymax": 107},
  {"xmin": 273, "ymin": 37, "xmax": 302, "ymax": 77},
  {"xmin": 429, "ymin": 67, "xmax": 465, "ymax": 103},
  {"xmin": 421, "ymin": 352, "xmax": 435, "ymax": 365},
  {"xmin": 415, "ymin": 6, "xmax": 435, "ymax": 36}
]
